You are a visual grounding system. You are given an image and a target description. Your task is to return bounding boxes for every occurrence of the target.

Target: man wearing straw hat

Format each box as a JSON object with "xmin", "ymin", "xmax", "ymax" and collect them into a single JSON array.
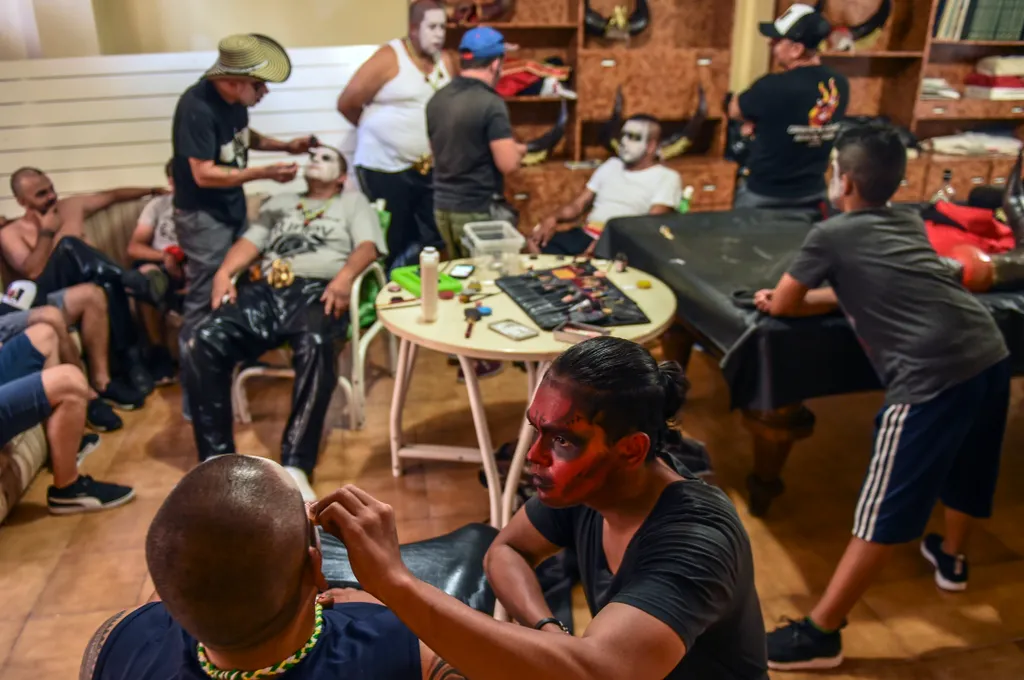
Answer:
[{"xmin": 172, "ymin": 33, "xmax": 316, "ymax": 352}]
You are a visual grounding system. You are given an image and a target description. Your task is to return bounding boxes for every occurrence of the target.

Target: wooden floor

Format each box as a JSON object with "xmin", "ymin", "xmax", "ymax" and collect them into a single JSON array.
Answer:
[{"xmin": 1, "ymin": 343, "xmax": 1022, "ymax": 679}]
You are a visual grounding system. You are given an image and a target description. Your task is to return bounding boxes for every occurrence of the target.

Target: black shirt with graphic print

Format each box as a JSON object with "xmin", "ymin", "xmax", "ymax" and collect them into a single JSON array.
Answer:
[
  {"xmin": 172, "ymin": 79, "xmax": 250, "ymax": 227},
  {"xmin": 738, "ymin": 64, "xmax": 849, "ymax": 199}
]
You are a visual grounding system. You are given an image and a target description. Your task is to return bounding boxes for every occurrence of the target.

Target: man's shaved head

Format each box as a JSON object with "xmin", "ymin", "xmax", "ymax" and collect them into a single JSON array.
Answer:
[
  {"xmin": 10, "ymin": 167, "xmax": 58, "ymax": 213},
  {"xmin": 146, "ymin": 455, "xmax": 312, "ymax": 649},
  {"xmin": 410, "ymin": 0, "xmax": 444, "ymax": 26},
  {"xmin": 10, "ymin": 167, "xmax": 45, "ymax": 199}
]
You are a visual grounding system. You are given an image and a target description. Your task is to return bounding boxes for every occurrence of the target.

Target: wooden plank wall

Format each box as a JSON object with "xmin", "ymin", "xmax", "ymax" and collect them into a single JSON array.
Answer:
[{"xmin": 0, "ymin": 45, "xmax": 376, "ymax": 217}]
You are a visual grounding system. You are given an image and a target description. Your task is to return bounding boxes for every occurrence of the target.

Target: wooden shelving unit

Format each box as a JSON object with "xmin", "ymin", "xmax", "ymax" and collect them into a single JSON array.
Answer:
[
  {"xmin": 773, "ymin": 0, "xmax": 1024, "ymax": 202},
  {"xmin": 468, "ymin": 0, "xmax": 739, "ymax": 226}
]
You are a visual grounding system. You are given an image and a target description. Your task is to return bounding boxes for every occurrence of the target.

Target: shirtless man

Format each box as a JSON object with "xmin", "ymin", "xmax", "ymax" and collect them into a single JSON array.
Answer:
[
  {"xmin": 0, "ymin": 167, "xmax": 164, "ymax": 396},
  {"xmin": 338, "ymin": 0, "xmax": 455, "ymax": 269}
]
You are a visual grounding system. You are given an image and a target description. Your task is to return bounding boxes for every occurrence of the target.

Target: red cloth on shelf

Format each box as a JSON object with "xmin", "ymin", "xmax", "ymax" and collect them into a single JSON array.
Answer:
[
  {"xmin": 925, "ymin": 202, "xmax": 1015, "ymax": 257},
  {"xmin": 965, "ymin": 73, "xmax": 1024, "ymax": 88}
]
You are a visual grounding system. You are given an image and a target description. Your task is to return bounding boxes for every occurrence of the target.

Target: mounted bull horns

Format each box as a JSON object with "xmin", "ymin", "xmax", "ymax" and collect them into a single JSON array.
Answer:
[
  {"xmin": 585, "ymin": 0, "xmax": 650, "ymax": 39},
  {"xmin": 814, "ymin": 0, "xmax": 892, "ymax": 42},
  {"xmin": 1003, "ymin": 150, "xmax": 1024, "ymax": 245},
  {"xmin": 600, "ymin": 87, "xmax": 625, "ymax": 154},
  {"xmin": 522, "ymin": 100, "xmax": 569, "ymax": 166},
  {"xmin": 658, "ymin": 85, "xmax": 708, "ymax": 160},
  {"xmin": 599, "ymin": 85, "xmax": 706, "ymax": 159}
]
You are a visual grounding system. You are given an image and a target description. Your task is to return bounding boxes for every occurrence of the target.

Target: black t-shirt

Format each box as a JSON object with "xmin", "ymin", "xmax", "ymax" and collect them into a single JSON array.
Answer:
[
  {"xmin": 525, "ymin": 467, "xmax": 768, "ymax": 679},
  {"xmin": 427, "ymin": 76, "xmax": 514, "ymax": 212},
  {"xmin": 92, "ymin": 601, "xmax": 421, "ymax": 679},
  {"xmin": 738, "ymin": 65, "xmax": 849, "ymax": 199},
  {"xmin": 172, "ymin": 79, "xmax": 250, "ymax": 227}
]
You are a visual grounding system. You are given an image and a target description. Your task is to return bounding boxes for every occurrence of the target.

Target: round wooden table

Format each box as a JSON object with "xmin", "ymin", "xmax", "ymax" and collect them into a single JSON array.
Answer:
[{"xmin": 375, "ymin": 255, "xmax": 676, "ymax": 529}]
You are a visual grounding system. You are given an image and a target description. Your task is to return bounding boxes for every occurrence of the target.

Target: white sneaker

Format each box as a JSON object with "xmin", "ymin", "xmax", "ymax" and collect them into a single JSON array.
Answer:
[{"xmin": 285, "ymin": 466, "xmax": 317, "ymax": 502}]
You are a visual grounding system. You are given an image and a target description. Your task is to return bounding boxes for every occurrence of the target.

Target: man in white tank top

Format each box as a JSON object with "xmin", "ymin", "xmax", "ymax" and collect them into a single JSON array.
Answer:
[{"xmin": 338, "ymin": 0, "xmax": 454, "ymax": 270}]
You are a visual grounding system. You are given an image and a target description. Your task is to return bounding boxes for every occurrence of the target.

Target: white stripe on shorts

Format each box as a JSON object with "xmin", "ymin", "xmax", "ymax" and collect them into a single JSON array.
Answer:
[{"xmin": 853, "ymin": 404, "xmax": 910, "ymax": 541}]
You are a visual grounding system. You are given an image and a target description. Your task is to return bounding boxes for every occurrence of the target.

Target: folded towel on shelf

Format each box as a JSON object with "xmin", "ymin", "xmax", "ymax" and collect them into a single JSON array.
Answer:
[
  {"xmin": 976, "ymin": 55, "xmax": 1024, "ymax": 77},
  {"xmin": 920, "ymin": 132, "xmax": 1024, "ymax": 156}
]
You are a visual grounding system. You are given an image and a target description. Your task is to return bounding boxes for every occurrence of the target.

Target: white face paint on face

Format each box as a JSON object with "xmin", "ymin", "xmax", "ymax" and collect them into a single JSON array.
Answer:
[
  {"xmin": 618, "ymin": 120, "xmax": 650, "ymax": 165},
  {"xmin": 827, "ymin": 158, "xmax": 843, "ymax": 209},
  {"xmin": 417, "ymin": 9, "xmax": 447, "ymax": 57},
  {"xmin": 304, "ymin": 147, "xmax": 343, "ymax": 183}
]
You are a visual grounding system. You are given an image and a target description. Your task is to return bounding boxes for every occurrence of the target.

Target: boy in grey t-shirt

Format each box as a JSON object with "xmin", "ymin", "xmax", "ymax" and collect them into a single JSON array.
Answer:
[{"xmin": 753, "ymin": 123, "xmax": 1010, "ymax": 671}]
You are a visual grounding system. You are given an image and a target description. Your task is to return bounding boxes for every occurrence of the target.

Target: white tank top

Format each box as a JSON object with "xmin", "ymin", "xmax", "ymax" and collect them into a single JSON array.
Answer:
[{"xmin": 354, "ymin": 39, "xmax": 451, "ymax": 172}]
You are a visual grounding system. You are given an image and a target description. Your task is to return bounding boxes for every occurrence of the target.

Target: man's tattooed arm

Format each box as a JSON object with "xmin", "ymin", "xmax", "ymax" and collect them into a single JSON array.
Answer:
[{"xmin": 427, "ymin": 655, "xmax": 468, "ymax": 680}]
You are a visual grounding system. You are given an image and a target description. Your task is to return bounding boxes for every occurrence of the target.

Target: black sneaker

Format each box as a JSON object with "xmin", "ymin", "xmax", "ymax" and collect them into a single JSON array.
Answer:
[
  {"xmin": 78, "ymin": 434, "xmax": 100, "ymax": 463},
  {"xmin": 87, "ymin": 399, "xmax": 123, "ymax": 431},
  {"xmin": 47, "ymin": 475, "xmax": 136, "ymax": 515},
  {"xmin": 920, "ymin": 533, "xmax": 968, "ymax": 592},
  {"xmin": 147, "ymin": 346, "xmax": 177, "ymax": 386},
  {"xmin": 98, "ymin": 380, "xmax": 145, "ymax": 411},
  {"xmin": 126, "ymin": 360, "xmax": 155, "ymax": 397},
  {"xmin": 767, "ymin": 617, "xmax": 844, "ymax": 671}
]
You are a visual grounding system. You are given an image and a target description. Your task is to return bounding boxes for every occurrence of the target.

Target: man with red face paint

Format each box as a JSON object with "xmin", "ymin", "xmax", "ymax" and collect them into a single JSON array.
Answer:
[{"xmin": 311, "ymin": 337, "xmax": 768, "ymax": 680}]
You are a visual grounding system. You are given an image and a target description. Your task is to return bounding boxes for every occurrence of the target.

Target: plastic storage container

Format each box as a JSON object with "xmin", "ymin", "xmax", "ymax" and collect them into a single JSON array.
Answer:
[{"xmin": 461, "ymin": 221, "xmax": 525, "ymax": 276}]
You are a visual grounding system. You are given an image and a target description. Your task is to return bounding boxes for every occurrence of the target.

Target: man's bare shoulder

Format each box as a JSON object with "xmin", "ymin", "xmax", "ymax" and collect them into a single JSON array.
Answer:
[{"xmin": 0, "ymin": 216, "xmax": 32, "ymax": 241}]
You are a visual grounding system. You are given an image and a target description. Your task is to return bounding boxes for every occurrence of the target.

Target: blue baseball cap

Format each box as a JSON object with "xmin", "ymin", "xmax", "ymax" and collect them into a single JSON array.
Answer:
[{"xmin": 459, "ymin": 27, "xmax": 507, "ymax": 60}]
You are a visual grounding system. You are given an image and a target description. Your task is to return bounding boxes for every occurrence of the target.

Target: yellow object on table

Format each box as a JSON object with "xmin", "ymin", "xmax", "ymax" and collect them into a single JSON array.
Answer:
[{"xmin": 637, "ymin": 280, "xmax": 652, "ymax": 289}]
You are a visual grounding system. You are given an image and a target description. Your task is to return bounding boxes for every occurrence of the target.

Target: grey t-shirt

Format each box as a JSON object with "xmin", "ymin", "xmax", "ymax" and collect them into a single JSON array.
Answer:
[
  {"xmin": 427, "ymin": 76, "xmax": 513, "ymax": 213},
  {"xmin": 243, "ymin": 191, "xmax": 388, "ymax": 280},
  {"xmin": 788, "ymin": 206, "xmax": 1009, "ymax": 405}
]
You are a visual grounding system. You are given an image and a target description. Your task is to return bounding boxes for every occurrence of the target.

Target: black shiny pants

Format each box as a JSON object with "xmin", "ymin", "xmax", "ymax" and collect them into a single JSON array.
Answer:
[
  {"xmin": 181, "ymin": 277, "xmax": 349, "ymax": 475},
  {"xmin": 33, "ymin": 236, "xmax": 139, "ymax": 355}
]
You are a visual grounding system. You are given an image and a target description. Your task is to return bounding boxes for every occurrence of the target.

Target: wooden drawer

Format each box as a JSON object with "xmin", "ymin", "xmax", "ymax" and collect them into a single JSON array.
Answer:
[
  {"xmin": 506, "ymin": 165, "xmax": 592, "ymax": 232},
  {"xmin": 923, "ymin": 157, "xmax": 992, "ymax": 200},
  {"xmin": 989, "ymin": 157, "xmax": 1019, "ymax": 188},
  {"xmin": 672, "ymin": 160, "xmax": 737, "ymax": 210},
  {"xmin": 576, "ymin": 49, "xmax": 726, "ymax": 122},
  {"xmin": 892, "ymin": 157, "xmax": 928, "ymax": 202}
]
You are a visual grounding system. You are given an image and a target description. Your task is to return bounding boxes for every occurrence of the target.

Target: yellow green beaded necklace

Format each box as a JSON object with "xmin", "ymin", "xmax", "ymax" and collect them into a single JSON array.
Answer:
[{"xmin": 196, "ymin": 603, "xmax": 324, "ymax": 679}]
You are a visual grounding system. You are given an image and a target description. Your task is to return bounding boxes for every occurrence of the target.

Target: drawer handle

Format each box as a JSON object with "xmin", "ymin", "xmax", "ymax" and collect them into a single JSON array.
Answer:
[
  {"xmin": 697, "ymin": 58, "xmax": 712, "ymax": 66},
  {"xmin": 513, "ymin": 192, "xmax": 530, "ymax": 201},
  {"xmin": 600, "ymin": 59, "xmax": 616, "ymax": 67},
  {"xmin": 1013, "ymin": 106, "xmax": 1023, "ymax": 114},
  {"xmin": 971, "ymin": 176, "xmax": 984, "ymax": 184},
  {"xmin": 932, "ymin": 106, "xmax": 946, "ymax": 114},
  {"xmin": 993, "ymin": 177, "xmax": 1007, "ymax": 185},
  {"xmin": 702, "ymin": 184, "xmax": 717, "ymax": 192},
  {"xmin": 900, "ymin": 179, "xmax": 909, "ymax": 186}
]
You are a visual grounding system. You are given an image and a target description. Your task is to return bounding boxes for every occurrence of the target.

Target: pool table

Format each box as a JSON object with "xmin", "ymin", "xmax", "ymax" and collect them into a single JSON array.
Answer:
[{"xmin": 597, "ymin": 207, "xmax": 1024, "ymax": 516}]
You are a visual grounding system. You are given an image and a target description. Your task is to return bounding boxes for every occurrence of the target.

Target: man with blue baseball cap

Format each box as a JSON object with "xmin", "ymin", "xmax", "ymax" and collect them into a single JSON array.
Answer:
[
  {"xmin": 426, "ymin": 25, "xmax": 525, "ymax": 382},
  {"xmin": 426, "ymin": 26, "xmax": 525, "ymax": 262}
]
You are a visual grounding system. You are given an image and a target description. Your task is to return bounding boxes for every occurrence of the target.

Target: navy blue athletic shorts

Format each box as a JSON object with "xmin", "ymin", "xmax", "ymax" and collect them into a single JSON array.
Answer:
[
  {"xmin": 852, "ymin": 358, "xmax": 1011, "ymax": 544},
  {"xmin": 0, "ymin": 333, "xmax": 51, "ymax": 446}
]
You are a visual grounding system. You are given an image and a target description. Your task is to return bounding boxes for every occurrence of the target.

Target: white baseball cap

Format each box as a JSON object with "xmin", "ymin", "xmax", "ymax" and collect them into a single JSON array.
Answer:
[
  {"xmin": 759, "ymin": 3, "xmax": 832, "ymax": 48},
  {"xmin": 1, "ymin": 280, "xmax": 37, "ymax": 311}
]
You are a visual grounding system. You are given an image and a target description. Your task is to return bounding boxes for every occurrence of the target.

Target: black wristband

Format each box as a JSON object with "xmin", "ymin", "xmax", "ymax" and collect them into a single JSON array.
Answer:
[{"xmin": 533, "ymin": 617, "xmax": 570, "ymax": 634}]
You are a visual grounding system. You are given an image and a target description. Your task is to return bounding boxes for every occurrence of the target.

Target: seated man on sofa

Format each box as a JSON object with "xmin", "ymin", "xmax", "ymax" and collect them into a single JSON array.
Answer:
[
  {"xmin": 181, "ymin": 146, "xmax": 385, "ymax": 502},
  {"xmin": 528, "ymin": 114, "xmax": 682, "ymax": 257},
  {"xmin": 0, "ymin": 297, "xmax": 126, "ymax": 431},
  {"xmin": 81, "ymin": 455, "xmax": 463, "ymax": 679},
  {"xmin": 0, "ymin": 326, "xmax": 135, "ymax": 514},
  {"xmin": 0, "ymin": 167, "xmax": 168, "ymax": 394},
  {"xmin": 127, "ymin": 159, "xmax": 184, "ymax": 384}
]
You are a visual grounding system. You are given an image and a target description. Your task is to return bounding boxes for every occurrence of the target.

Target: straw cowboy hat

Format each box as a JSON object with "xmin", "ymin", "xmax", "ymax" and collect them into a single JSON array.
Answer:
[{"xmin": 205, "ymin": 34, "xmax": 292, "ymax": 83}]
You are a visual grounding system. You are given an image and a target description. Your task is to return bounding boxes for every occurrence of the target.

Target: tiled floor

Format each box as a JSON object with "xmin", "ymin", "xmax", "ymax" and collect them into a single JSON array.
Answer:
[{"xmin": 1, "ymin": 344, "xmax": 1022, "ymax": 678}]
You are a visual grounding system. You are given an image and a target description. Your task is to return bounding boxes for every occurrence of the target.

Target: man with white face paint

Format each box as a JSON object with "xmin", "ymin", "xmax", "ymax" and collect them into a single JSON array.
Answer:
[
  {"xmin": 181, "ymin": 146, "xmax": 387, "ymax": 501},
  {"xmin": 338, "ymin": 0, "xmax": 454, "ymax": 269},
  {"xmin": 529, "ymin": 114, "xmax": 682, "ymax": 256}
]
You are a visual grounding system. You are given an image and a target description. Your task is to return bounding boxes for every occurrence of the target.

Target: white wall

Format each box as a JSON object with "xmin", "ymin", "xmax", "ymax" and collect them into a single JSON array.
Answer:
[{"xmin": 0, "ymin": 45, "xmax": 376, "ymax": 217}]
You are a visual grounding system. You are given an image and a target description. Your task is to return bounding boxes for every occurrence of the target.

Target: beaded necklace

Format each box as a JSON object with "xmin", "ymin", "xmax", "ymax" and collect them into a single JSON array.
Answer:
[
  {"xmin": 295, "ymin": 196, "xmax": 335, "ymax": 227},
  {"xmin": 196, "ymin": 603, "xmax": 324, "ymax": 680}
]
